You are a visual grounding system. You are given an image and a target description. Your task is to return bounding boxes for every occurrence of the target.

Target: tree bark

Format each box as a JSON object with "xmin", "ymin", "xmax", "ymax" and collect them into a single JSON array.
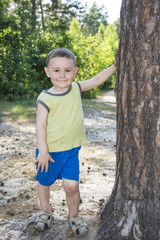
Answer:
[
  {"xmin": 96, "ymin": 0, "xmax": 160, "ymax": 239},
  {"xmin": 31, "ymin": 0, "xmax": 36, "ymax": 16},
  {"xmin": 39, "ymin": 0, "xmax": 45, "ymax": 30},
  {"xmin": 31, "ymin": 0, "xmax": 37, "ymax": 29}
]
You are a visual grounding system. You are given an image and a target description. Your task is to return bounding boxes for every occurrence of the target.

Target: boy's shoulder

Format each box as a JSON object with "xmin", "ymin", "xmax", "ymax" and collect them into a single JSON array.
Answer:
[
  {"xmin": 37, "ymin": 90, "xmax": 50, "ymax": 101},
  {"xmin": 40, "ymin": 89, "xmax": 49, "ymax": 94},
  {"xmin": 72, "ymin": 81, "xmax": 81, "ymax": 92}
]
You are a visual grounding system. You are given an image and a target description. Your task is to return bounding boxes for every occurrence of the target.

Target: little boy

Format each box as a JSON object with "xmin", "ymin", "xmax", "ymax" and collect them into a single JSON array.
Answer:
[{"xmin": 34, "ymin": 47, "xmax": 117, "ymax": 237}]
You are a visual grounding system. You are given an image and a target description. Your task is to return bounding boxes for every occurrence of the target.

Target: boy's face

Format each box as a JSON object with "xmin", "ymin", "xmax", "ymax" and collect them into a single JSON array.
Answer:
[{"xmin": 44, "ymin": 56, "xmax": 78, "ymax": 92}]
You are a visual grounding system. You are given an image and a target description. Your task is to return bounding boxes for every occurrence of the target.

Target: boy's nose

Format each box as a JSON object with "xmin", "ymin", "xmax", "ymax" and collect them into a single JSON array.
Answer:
[{"xmin": 60, "ymin": 71, "xmax": 65, "ymax": 77}]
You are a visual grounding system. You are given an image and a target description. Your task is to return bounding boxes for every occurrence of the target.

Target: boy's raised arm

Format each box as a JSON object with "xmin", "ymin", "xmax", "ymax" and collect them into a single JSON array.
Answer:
[{"xmin": 79, "ymin": 50, "xmax": 118, "ymax": 92}]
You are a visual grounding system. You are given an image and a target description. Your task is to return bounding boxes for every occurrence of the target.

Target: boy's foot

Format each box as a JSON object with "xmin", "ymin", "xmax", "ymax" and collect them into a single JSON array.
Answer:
[
  {"xmin": 68, "ymin": 215, "xmax": 88, "ymax": 237},
  {"xmin": 34, "ymin": 210, "xmax": 52, "ymax": 231}
]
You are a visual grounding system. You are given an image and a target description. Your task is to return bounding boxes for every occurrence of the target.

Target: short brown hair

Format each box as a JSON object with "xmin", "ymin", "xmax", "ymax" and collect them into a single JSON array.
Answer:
[{"xmin": 46, "ymin": 48, "xmax": 76, "ymax": 66}]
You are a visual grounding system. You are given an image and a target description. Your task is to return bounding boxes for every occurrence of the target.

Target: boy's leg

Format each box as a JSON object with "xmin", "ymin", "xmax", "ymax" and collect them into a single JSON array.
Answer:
[
  {"xmin": 63, "ymin": 178, "xmax": 88, "ymax": 237},
  {"xmin": 62, "ymin": 178, "xmax": 80, "ymax": 217},
  {"xmin": 38, "ymin": 182, "xmax": 51, "ymax": 211},
  {"xmin": 34, "ymin": 182, "xmax": 52, "ymax": 231}
]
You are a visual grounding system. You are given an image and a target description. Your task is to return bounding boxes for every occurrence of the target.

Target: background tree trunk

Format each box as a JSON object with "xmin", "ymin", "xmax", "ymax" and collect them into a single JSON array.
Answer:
[
  {"xmin": 31, "ymin": 0, "xmax": 36, "ymax": 16},
  {"xmin": 31, "ymin": 0, "xmax": 37, "ymax": 30},
  {"xmin": 96, "ymin": 0, "xmax": 160, "ymax": 239},
  {"xmin": 39, "ymin": 0, "xmax": 45, "ymax": 30}
]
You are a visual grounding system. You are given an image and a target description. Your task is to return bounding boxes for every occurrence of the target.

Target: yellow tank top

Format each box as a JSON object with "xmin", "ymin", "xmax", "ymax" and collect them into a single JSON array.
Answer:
[{"xmin": 37, "ymin": 82, "xmax": 86, "ymax": 152}]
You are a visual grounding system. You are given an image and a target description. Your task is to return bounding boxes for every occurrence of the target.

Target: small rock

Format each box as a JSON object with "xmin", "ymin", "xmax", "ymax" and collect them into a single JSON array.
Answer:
[
  {"xmin": 25, "ymin": 195, "xmax": 30, "ymax": 200},
  {"xmin": 0, "ymin": 182, "xmax": 4, "ymax": 187},
  {"xmin": 6, "ymin": 211, "xmax": 15, "ymax": 216},
  {"xmin": 10, "ymin": 147, "xmax": 15, "ymax": 150}
]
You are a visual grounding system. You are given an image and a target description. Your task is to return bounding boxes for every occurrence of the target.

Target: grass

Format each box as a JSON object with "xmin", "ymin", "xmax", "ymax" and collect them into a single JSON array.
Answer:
[
  {"xmin": 0, "ymin": 94, "xmax": 116, "ymax": 121},
  {"xmin": 0, "ymin": 100, "xmax": 36, "ymax": 121},
  {"xmin": 82, "ymin": 99, "xmax": 116, "ymax": 111}
]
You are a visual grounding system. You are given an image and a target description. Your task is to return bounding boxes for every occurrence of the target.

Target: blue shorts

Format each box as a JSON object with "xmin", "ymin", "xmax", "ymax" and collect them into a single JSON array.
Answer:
[{"xmin": 34, "ymin": 146, "xmax": 81, "ymax": 186}]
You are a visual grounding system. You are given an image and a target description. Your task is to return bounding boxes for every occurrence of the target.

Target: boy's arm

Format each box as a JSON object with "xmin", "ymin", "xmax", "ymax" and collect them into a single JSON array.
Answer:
[
  {"xmin": 79, "ymin": 50, "xmax": 118, "ymax": 92},
  {"xmin": 79, "ymin": 64, "xmax": 117, "ymax": 92},
  {"xmin": 35, "ymin": 103, "xmax": 54, "ymax": 172}
]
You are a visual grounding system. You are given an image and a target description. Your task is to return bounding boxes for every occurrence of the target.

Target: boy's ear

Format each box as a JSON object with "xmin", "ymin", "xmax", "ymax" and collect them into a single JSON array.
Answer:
[
  {"xmin": 74, "ymin": 67, "xmax": 78, "ymax": 76},
  {"xmin": 44, "ymin": 67, "xmax": 50, "ymax": 78}
]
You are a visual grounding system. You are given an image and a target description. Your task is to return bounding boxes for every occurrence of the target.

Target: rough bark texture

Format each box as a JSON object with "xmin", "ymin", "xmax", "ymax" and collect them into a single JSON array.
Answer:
[{"xmin": 96, "ymin": 0, "xmax": 160, "ymax": 239}]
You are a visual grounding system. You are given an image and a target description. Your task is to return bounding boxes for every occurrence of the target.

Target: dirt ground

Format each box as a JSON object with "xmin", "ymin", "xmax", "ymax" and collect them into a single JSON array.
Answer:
[{"xmin": 0, "ymin": 91, "xmax": 116, "ymax": 240}]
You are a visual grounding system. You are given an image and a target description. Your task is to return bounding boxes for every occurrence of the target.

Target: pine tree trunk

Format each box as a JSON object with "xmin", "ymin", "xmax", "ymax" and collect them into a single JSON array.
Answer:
[
  {"xmin": 31, "ymin": 0, "xmax": 36, "ymax": 29},
  {"xmin": 31, "ymin": 0, "xmax": 36, "ymax": 16},
  {"xmin": 96, "ymin": 0, "xmax": 160, "ymax": 239},
  {"xmin": 39, "ymin": 0, "xmax": 45, "ymax": 30}
]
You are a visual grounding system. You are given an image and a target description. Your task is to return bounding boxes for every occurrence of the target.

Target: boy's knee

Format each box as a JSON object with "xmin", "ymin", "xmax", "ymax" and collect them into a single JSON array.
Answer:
[
  {"xmin": 63, "ymin": 180, "xmax": 79, "ymax": 194},
  {"xmin": 38, "ymin": 182, "xmax": 50, "ymax": 190}
]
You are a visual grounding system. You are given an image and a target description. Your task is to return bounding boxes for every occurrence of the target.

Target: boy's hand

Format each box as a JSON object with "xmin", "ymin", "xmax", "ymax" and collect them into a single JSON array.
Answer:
[
  {"xmin": 114, "ymin": 49, "xmax": 118, "ymax": 69},
  {"xmin": 35, "ymin": 151, "xmax": 55, "ymax": 173}
]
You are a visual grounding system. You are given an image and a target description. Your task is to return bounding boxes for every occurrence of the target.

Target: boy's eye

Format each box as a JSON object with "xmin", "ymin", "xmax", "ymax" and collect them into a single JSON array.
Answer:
[
  {"xmin": 66, "ymin": 69, "xmax": 71, "ymax": 72},
  {"xmin": 54, "ymin": 70, "xmax": 59, "ymax": 72}
]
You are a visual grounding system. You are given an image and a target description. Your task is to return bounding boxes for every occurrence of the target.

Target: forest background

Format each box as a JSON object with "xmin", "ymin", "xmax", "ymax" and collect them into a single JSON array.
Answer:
[{"xmin": 0, "ymin": 0, "xmax": 119, "ymax": 101}]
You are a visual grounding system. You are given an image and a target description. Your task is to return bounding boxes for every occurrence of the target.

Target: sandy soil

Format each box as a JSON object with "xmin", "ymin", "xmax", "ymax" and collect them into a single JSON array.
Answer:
[{"xmin": 0, "ymin": 91, "xmax": 116, "ymax": 240}]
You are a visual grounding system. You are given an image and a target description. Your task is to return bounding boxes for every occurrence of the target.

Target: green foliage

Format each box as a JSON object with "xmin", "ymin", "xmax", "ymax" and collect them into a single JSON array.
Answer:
[
  {"xmin": 96, "ymin": 24, "xmax": 119, "ymax": 90},
  {"xmin": 81, "ymin": 3, "xmax": 108, "ymax": 36},
  {"xmin": 0, "ymin": 0, "xmax": 119, "ymax": 101},
  {"xmin": 114, "ymin": 18, "xmax": 120, "ymax": 39},
  {"xmin": 44, "ymin": 0, "xmax": 83, "ymax": 32},
  {"xmin": 67, "ymin": 19, "xmax": 118, "ymax": 97}
]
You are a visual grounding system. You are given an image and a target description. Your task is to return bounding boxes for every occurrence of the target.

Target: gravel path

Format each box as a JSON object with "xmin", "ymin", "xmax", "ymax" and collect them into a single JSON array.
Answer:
[{"xmin": 0, "ymin": 91, "xmax": 116, "ymax": 240}]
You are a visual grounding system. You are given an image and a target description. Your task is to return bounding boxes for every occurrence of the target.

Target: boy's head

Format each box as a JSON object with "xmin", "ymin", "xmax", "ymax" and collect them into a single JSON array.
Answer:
[
  {"xmin": 46, "ymin": 48, "xmax": 76, "ymax": 67},
  {"xmin": 44, "ymin": 48, "xmax": 78, "ymax": 91}
]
